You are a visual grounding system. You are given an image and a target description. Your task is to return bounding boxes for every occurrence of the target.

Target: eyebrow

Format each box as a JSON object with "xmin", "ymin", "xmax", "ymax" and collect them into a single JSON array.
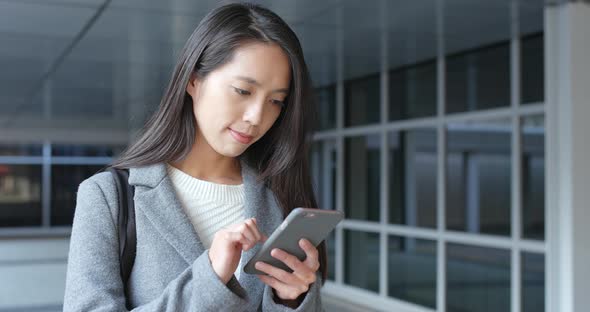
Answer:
[{"xmin": 234, "ymin": 75, "xmax": 289, "ymax": 94}]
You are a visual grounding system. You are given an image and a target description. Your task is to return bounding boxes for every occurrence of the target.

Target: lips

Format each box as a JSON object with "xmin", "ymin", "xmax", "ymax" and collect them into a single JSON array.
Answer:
[{"xmin": 229, "ymin": 128, "xmax": 253, "ymax": 144}]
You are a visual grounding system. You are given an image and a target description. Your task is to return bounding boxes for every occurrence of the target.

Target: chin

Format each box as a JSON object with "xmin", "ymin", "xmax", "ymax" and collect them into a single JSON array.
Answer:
[{"xmin": 216, "ymin": 145, "xmax": 248, "ymax": 158}]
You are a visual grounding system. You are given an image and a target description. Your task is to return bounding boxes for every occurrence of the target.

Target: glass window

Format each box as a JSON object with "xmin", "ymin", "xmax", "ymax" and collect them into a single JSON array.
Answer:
[
  {"xmin": 345, "ymin": 75, "xmax": 380, "ymax": 127},
  {"xmin": 446, "ymin": 119, "xmax": 511, "ymax": 236},
  {"xmin": 326, "ymin": 231, "xmax": 336, "ymax": 281},
  {"xmin": 447, "ymin": 243, "xmax": 510, "ymax": 312},
  {"xmin": 0, "ymin": 143, "xmax": 43, "ymax": 156},
  {"xmin": 522, "ymin": 115, "xmax": 545, "ymax": 240},
  {"xmin": 344, "ymin": 230, "xmax": 380, "ymax": 293},
  {"xmin": 52, "ymin": 144, "xmax": 125, "ymax": 157},
  {"xmin": 522, "ymin": 252, "xmax": 545, "ymax": 312},
  {"xmin": 389, "ymin": 129, "xmax": 437, "ymax": 228},
  {"xmin": 345, "ymin": 135, "xmax": 380, "ymax": 222},
  {"xmin": 315, "ymin": 85, "xmax": 336, "ymax": 130},
  {"xmin": 388, "ymin": 236, "xmax": 436, "ymax": 309},
  {"xmin": 446, "ymin": 43, "xmax": 511, "ymax": 113},
  {"xmin": 0, "ymin": 165, "xmax": 42, "ymax": 227},
  {"xmin": 51, "ymin": 165, "xmax": 104, "ymax": 226},
  {"xmin": 520, "ymin": 34, "xmax": 544, "ymax": 104},
  {"xmin": 311, "ymin": 140, "xmax": 337, "ymax": 210},
  {"xmin": 389, "ymin": 60, "xmax": 437, "ymax": 120}
]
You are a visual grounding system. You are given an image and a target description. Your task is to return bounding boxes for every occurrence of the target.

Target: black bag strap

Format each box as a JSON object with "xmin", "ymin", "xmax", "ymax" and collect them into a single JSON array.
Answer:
[{"xmin": 107, "ymin": 168, "xmax": 136, "ymax": 304}]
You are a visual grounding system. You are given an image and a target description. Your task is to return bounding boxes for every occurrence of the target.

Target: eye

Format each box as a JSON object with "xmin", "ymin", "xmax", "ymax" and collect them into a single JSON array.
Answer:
[
  {"xmin": 271, "ymin": 99, "xmax": 285, "ymax": 108},
  {"xmin": 233, "ymin": 87, "xmax": 251, "ymax": 96}
]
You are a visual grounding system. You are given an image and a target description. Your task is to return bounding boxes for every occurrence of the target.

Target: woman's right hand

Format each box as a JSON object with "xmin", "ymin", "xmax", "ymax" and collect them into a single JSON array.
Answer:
[{"xmin": 209, "ymin": 217, "xmax": 267, "ymax": 284}]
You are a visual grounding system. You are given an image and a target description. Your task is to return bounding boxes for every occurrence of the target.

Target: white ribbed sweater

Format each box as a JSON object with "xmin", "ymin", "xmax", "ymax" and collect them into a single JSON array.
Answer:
[{"xmin": 166, "ymin": 164, "xmax": 245, "ymax": 278}]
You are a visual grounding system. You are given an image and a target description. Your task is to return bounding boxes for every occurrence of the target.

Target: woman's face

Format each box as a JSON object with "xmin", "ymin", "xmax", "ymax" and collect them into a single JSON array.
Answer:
[{"xmin": 186, "ymin": 42, "xmax": 291, "ymax": 158}]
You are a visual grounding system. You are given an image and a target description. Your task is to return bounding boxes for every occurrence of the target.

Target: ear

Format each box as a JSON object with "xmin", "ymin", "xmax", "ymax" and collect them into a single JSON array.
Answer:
[{"xmin": 186, "ymin": 73, "xmax": 201, "ymax": 98}]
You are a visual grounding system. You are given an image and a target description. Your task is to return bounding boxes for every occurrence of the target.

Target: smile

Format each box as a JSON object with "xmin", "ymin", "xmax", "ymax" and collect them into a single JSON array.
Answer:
[{"xmin": 229, "ymin": 128, "xmax": 253, "ymax": 144}]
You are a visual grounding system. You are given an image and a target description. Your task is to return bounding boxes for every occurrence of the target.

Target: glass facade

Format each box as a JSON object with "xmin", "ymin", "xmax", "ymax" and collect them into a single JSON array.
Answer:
[
  {"xmin": 389, "ymin": 129, "xmax": 437, "ymax": 228},
  {"xmin": 446, "ymin": 244, "xmax": 511, "ymax": 312},
  {"xmin": 310, "ymin": 0, "xmax": 546, "ymax": 311},
  {"xmin": 388, "ymin": 236, "xmax": 437, "ymax": 308},
  {"xmin": 0, "ymin": 164, "xmax": 42, "ymax": 227},
  {"xmin": 0, "ymin": 143, "xmax": 119, "ymax": 228}
]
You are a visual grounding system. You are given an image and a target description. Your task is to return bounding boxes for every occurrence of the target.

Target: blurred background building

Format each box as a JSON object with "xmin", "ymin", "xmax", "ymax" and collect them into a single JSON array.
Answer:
[{"xmin": 0, "ymin": 0, "xmax": 588, "ymax": 311}]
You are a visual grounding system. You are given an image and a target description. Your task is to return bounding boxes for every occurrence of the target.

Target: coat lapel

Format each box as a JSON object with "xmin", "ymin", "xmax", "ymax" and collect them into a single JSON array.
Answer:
[
  {"xmin": 129, "ymin": 163, "xmax": 204, "ymax": 265},
  {"xmin": 238, "ymin": 160, "xmax": 284, "ymax": 307}
]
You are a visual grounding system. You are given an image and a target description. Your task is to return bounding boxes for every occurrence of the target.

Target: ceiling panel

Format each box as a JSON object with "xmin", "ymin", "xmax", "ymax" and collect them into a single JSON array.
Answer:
[{"xmin": 0, "ymin": 0, "xmax": 546, "ymax": 129}]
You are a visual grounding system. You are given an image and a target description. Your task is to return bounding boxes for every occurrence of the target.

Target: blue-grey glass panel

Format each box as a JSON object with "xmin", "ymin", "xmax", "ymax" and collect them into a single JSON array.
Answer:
[
  {"xmin": 388, "ymin": 236, "xmax": 436, "ymax": 309},
  {"xmin": 344, "ymin": 230, "xmax": 379, "ymax": 293},
  {"xmin": 389, "ymin": 61, "xmax": 437, "ymax": 120},
  {"xmin": 51, "ymin": 165, "xmax": 104, "ymax": 226},
  {"xmin": 315, "ymin": 85, "xmax": 336, "ymax": 130},
  {"xmin": 345, "ymin": 135, "xmax": 380, "ymax": 222},
  {"xmin": 326, "ymin": 231, "xmax": 336, "ymax": 281},
  {"xmin": 0, "ymin": 165, "xmax": 42, "ymax": 227},
  {"xmin": 446, "ymin": 119, "xmax": 511, "ymax": 236},
  {"xmin": 522, "ymin": 252, "xmax": 545, "ymax": 312},
  {"xmin": 345, "ymin": 75, "xmax": 380, "ymax": 127},
  {"xmin": 447, "ymin": 243, "xmax": 510, "ymax": 312},
  {"xmin": 521, "ymin": 33, "xmax": 544, "ymax": 104},
  {"xmin": 389, "ymin": 129, "xmax": 437, "ymax": 228},
  {"xmin": 52, "ymin": 144, "xmax": 125, "ymax": 157},
  {"xmin": 446, "ymin": 42, "xmax": 510, "ymax": 113},
  {"xmin": 0, "ymin": 143, "xmax": 43, "ymax": 156},
  {"xmin": 311, "ymin": 140, "xmax": 337, "ymax": 210},
  {"xmin": 522, "ymin": 115, "xmax": 545, "ymax": 240}
]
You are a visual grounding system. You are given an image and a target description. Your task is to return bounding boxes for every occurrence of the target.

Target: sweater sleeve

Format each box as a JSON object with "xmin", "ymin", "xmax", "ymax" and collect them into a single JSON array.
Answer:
[
  {"xmin": 63, "ymin": 179, "xmax": 249, "ymax": 312},
  {"xmin": 261, "ymin": 272, "xmax": 325, "ymax": 312}
]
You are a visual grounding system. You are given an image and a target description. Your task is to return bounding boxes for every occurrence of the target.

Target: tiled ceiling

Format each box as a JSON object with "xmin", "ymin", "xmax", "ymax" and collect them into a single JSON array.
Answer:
[{"xmin": 0, "ymin": 0, "xmax": 544, "ymax": 130}]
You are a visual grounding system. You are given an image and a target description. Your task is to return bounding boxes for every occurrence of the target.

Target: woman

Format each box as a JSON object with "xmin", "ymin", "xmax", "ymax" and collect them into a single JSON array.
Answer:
[{"xmin": 63, "ymin": 2, "xmax": 326, "ymax": 311}]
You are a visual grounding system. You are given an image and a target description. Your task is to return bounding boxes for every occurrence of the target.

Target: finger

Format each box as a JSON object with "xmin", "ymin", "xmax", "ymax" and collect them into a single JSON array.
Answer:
[
  {"xmin": 271, "ymin": 248, "xmax": 316, "ymax": 285},
  {"xmin": 225, "ymin": 231, "xmax": 254, "ymax": 250},
  {"xmin": 299, "ymin": 239, "xmax": 320, "ymax": 271},
  {"xmin": 244, "ymin": 218, "xmax": 264, "ymax": 243},
  {"xmin": 270, "ymin": 248, "xmax": 308, "ymax": 273},
  {"xmin": 236, "ymin": 223, "xmax": 257, "ymax": 246},
  {"xmin": 255, "ymin": 261, "xmax": 302, "ymax": 286},
  {"xmin": 257, "ymin": 275, "xmax": 309, "ymax": 300}
]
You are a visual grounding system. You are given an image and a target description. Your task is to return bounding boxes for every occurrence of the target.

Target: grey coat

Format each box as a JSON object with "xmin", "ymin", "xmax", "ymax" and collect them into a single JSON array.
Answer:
[{"xmin": 63, "ymin": 162, "xmax": 324, "ymax": 311}]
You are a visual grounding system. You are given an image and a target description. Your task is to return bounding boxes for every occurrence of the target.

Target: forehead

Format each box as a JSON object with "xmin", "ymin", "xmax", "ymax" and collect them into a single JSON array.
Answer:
[{"xmin": 220, "ymin": 42, "xmax": 291, "ymax": 89}]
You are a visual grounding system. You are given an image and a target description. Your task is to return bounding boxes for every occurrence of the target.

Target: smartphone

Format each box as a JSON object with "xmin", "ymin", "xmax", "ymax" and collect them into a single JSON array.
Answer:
[{"xmin": 243, "ymin": 207, "xmax": 344, "ymax": 275}]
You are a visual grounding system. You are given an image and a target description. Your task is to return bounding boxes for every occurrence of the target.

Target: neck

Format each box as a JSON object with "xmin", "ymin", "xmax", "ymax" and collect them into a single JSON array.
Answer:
[{"xmin": 170, "ymin": 134, "xmax": 242, "ymax": 185}]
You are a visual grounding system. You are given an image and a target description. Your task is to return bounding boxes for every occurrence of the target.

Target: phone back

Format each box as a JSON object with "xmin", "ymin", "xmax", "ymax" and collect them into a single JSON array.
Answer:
[{"xmin": 243, "ymin": 208, "xmax": 343, "ymax": 275}]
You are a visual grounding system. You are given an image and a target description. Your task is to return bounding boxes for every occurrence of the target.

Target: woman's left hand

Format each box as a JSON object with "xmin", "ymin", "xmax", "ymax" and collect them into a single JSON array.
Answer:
[{"xmin": 255, "ymin": 238, "xmax": 319, "ymax": 301}]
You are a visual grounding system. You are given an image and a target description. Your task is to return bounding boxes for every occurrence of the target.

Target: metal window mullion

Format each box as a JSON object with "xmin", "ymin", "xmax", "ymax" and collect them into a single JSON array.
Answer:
[
  {"xmin": 335, "ymin": 5, "xmax": 345, "ymax": 286},
  {"xmin": 340, "ymin": 220, "xmax": 545, "ymax": 251},
  {"xmin": 51, "ymin": 156, "xmax": 113, "ymax": 165},
  {"xmin": 312, "ymin": 103, "xmax": 545, "ymax": 141},
  {"xmin": 436, "ymin": 0, "xmax": 447, "ymax": 310},
  {"xmin": 0, "ymin": 156, "xmax": 44, "ymax": 164},
  {"xmin": 41, "ymin": 141, "xmax": 51, "ymax": 228},
  {"xmin": 510, "ymin": 2, "xmax": 523, "ymax": 312},
  {"xmin": 379, "ymin": 6, "xmax": 390, "ymax": 293}
]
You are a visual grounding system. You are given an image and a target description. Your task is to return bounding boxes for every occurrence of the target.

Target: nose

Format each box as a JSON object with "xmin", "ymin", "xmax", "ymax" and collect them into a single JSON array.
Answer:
[{"xmin": 242, "ymin": 99, "xmax": 265, "ymax": 126}]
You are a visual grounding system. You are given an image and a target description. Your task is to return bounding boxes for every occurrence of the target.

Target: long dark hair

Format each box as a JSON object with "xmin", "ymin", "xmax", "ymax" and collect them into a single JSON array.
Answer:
[{"xmin": 110, "ymin": 2, "xmax": 326, "ymax": 283}]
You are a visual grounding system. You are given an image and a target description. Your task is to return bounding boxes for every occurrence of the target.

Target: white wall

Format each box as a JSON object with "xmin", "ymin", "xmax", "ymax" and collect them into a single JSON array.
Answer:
[{"xmin": 0, "ymin": 238, "xmax": 69, "ymax": 310}]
